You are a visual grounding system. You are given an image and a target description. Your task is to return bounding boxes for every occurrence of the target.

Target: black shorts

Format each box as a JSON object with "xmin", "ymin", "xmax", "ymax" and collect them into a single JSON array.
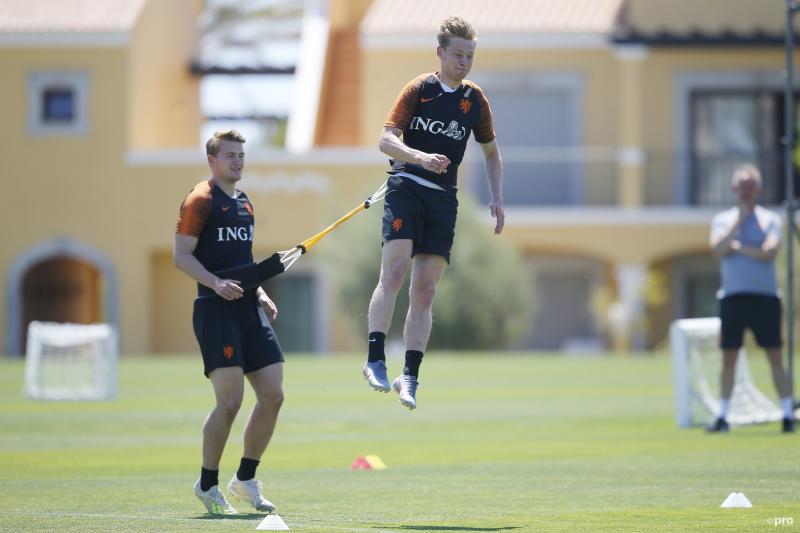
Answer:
[
  {"xmin": 192, "ymin": 290, "xmax": 284, "ymax": 377},
  {"xmin": 382, "ymin": 174, "xmax": 458, "ymax": 263},
  {"xmin": 719, "ymin": 293, "xmax": 782, "ymax": 349}
]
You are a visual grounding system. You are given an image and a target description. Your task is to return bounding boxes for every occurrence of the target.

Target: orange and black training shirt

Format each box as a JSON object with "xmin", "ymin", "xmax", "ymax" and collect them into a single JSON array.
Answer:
[
  {"xmin": 175, "ymin": 179, "xmax": 256, "ymax": 293},
  {"xmin": 384, "ymin": 73, "xmax": 495, "ymax": 188}
]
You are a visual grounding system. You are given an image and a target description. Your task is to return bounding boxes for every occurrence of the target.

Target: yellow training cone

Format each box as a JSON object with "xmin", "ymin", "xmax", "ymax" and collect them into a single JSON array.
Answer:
[{"xmin": 364, "ymin": 455, "xmax": 387, "ymax": 470}]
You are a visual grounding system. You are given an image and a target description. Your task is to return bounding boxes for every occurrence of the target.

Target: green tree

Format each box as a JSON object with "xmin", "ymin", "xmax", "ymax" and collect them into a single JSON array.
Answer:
[{"xmin": 322, "ymin": 194, "xmax": 534, "ymax": 350}]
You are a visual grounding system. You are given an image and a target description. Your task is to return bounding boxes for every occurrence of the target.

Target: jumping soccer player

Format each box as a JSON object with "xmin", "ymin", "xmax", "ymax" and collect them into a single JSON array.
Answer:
[
  {"xmin": 174, "ymin": 130, "xmax": 285, "ymax": 514},
  {"xmin": 708, "ymin": 164, "xmax": 795, "ymax": 433},
  {"xmin": 362, "ymin": 16, "xmax": 504, "ymax": 409}
]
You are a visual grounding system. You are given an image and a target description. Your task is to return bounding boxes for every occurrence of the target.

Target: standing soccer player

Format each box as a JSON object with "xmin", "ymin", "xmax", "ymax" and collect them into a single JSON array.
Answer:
[
  {"xmin": 174, "ymin": 130, "xmax": 285, "ymax": 514},
  {"xmin": 708, "ymin": 164, "xmax": 795, "ymax": 433},
  {"xmin": 361, "ymin": 16, "xmax": 504, "ymax": 409}
]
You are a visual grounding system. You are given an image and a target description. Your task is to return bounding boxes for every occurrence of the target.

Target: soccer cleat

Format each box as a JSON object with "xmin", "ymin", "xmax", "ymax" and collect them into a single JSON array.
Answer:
[
  {"xmin": 227, "ymin": 475, "xmax": 276, "ymax": 512},
  {"xmin": 782, "ymin": 417, "xmax": 795, "ymax": 433},
  {"xmin": 362, "ymin": 360, "xmax": 391, "ymax": 392},
  {"xmin": 392, "ymin": 374, "xmax": 419, "ymax": 410},
  {"xmin": 194, "ymin": 479, "xmax": 238, "ymax": 515},
  {"xmin": 706, "ymin": 417, "xmax": 729, "ymax": 433}
]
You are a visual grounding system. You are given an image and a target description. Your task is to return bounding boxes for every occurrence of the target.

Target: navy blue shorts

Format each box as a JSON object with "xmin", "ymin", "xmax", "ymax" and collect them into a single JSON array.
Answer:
[
  {"xmin": 192, "ymin": 290, "xmax": 284, "ymax": 377},
  {"xmin": 719, "ymin": 293, "xmax": 782, "ymax": 349},
  {"xmin": 381, "ymin": 174, "xmax": 458, "ymax": 263}
]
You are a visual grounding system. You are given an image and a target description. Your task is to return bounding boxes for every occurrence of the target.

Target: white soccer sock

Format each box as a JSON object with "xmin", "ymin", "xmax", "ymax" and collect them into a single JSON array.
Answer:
[
  {"xmin": 780, "ymin": 397, "xmax": 794, "ymax": 418},
  {"xmin": 719, "ymin": 398, "xmax": 730, "ymax": 419}
]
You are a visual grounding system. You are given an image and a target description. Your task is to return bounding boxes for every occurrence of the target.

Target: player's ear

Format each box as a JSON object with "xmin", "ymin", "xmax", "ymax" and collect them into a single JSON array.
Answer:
[
  {"xmin": 207, "ymin": 154, "xmax": 215, "ymax": 169},
  {"xmin": 436, "ymin": 46, "xmax": 444, "ymax": 59}
]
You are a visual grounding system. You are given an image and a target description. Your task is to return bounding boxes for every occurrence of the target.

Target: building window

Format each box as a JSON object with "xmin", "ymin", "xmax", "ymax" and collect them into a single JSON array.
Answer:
[
  {"xmin": 689, "ymin": 89, "xmax": 798, "ymax": 206},
  {"xmin": 42, "ymin": 88, "xmax": 75, "ymax": 122},
  {"xmin": 28, "ymin": 71, "xmax": 89, "ymax": 137}
]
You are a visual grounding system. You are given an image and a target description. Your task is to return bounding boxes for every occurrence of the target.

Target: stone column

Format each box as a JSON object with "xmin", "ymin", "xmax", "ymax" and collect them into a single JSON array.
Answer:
[
  {"xmin": 608, "ymin": 262, "xmax": 647, "ymax": 352},
  {"xmin": 615, "ymin": 45, "xmax": 649, "ymax": 207}
]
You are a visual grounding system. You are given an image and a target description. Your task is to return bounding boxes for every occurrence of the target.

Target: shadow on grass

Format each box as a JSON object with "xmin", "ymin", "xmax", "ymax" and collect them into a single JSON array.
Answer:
[
  {"xmin": 385, "ymin": 527, "xmax": 521, "ymax": 532},
  {"xmin": 191, "ymin": 513, "xmax": 265, "ymax": 521}
]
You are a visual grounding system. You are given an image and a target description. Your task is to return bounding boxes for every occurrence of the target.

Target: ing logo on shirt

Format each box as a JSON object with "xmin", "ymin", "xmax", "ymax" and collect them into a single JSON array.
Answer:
[
  {"xmin": 459, "ymin": 98, "xmax": 472, "ymax": 114},
  {"xmin": 391, "ymin": 217, "xmax": 403, "ymax": 232},
  {"xmin": 223, "ymin": 345, "xmax": 235, "ymax": 360},
  {"xmin": 408, "ymin": 117, "xmax": 466, "ymax": 141}
]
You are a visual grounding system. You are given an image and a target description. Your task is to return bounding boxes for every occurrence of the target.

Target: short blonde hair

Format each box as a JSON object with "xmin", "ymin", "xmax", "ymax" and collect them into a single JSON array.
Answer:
[
  {"xmin": 437, "ymin": 16, "xmax": 476, "ymax": 48},
  {"xmin": 732, "ymin": 163, "xmax": 762, "ymax": 186},
  {"xmin": 206, "ymin": 130, "xmax": 246, "ymax": 156}
]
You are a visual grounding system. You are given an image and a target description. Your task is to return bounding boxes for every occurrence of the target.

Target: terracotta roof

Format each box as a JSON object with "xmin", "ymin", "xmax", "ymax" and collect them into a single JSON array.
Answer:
[
  {"xmin": 0, "ymin": 0, "xmax": 146, "ymax": 34},
  {"xmin": 361, "ymin": 0, "xmax": 626, "ymax": 36}
]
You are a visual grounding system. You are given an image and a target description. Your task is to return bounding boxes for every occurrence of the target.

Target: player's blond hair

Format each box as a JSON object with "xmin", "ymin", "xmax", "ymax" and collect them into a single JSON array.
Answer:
[
  {"xmin": 437, "ymin": 16, "xmax": 477, "ymax": 48},
  {"xmin": 732, "ymin": 164, "xmax": 762, "ymax": 186},
  {"xmin": 206, "ymin": 130, "xmax": 246, "ymax": 156}
]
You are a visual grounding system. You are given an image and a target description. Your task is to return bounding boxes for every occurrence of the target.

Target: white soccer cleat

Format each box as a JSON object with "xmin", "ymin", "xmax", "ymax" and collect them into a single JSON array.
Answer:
[
  {"xmin": 392, "ymin": 374, "xmax": 419, "ymax": 410},
  {"xmin": 363, "ymin": 360, "xmax": 391, "ymax": 392},
  {"xmin": 227, "ymin": 475, "xmax": 276, "ymax": 513},
  {"xmin": 194, "ymin": 479, "xmax": 238, "ymax": 515}
]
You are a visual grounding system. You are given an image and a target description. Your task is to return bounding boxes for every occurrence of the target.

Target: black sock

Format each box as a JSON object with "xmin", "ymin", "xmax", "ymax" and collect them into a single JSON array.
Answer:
[
  {"xmin": 237, "ymin": 457, "xmax": 260, "ymax": 481},
  {"xmin": 403, "ymin": 350, "xmax": 423, "ymax": 378},
  {"xmin": 368, "ymin": 331, "xmax": 386, "ymax": 362},
  {"xmin": 200, "ymin": 467, "xmax": 218, "ymax": 492}
]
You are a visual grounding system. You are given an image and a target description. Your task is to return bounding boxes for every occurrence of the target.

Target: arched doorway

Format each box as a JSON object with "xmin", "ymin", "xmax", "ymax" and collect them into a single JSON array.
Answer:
[
  {"xmin": 5, "ymin": 237, "xmax": 118, "ymax": 356},
  {"xmin": 22, "ymin": 257, "xmax": 101, "ymax": 343}
]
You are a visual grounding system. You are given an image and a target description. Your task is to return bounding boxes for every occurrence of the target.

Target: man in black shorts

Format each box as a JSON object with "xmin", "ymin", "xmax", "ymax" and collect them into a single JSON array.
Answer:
[
  {"xmin": 708, "ymin": 164, "xmax": 794, "ymax": 433},
  {"xmin": 361, "ymin": 16, "xmax": 504, "ymax": 410},
  {"xmin": 174, "ymin": 130, "xmax": 285, "ymax": 513}
]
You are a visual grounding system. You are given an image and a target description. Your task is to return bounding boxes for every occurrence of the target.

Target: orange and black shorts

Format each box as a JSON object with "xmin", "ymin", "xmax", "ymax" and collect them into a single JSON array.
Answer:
[
  {"xmin": 382, "ymin": 174, "xmax": 458, "ymax": 263},
  {"xmin": 192, "ymin": 290, "xmax": 284, "ymax": 377}
]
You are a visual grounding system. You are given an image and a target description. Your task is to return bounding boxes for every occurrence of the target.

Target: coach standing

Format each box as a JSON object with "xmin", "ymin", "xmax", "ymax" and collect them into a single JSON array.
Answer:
[{"xmin": 708, "ymin": 164, "xmax": 795, "ymax": 433}]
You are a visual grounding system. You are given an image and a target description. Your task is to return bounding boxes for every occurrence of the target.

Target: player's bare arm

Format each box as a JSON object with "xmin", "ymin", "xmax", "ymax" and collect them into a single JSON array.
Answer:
[
  {"xmin": 730, "ymin": 233, "xmax": 780, "ymax": 261},
  {"xmin": 173, "ymin": 234, "xmax": 244, "ymax": 300},
  {"xmin": 480, "ymin": 139, "xmax": 504, "ymax": 234},
  {"xmin": 378, "ymin": 127, "xmax": 450, "ymax": 174},
  {"xmin": 710, "ymin": 214, "xmax": 747, "ymax": 259}
]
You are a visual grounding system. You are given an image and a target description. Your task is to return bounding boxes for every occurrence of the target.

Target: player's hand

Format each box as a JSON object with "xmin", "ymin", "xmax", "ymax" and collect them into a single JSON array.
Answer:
[
  {"xmin": 490, "ymin": 200, "xmax": 505, "ymax": 234},
  {"xmin": 418, "ymin": 153, "xmax": 450, "ymax": 174},
  {"xmin": 729, "ymin": 239, "xmax": 742, "ymax": 252},
  {"xmin": 213, "ymin": 278, "xmax": 244, "ymax": 300},
  {"xmin": 258, "ymin": 292, "xmax": 278, "ymax": 321}
]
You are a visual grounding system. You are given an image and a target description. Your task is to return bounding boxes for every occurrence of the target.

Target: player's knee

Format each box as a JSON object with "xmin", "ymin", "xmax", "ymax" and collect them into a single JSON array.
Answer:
[
  {"xmin": 257, "ymin": 389, "xmax": 284, "ymax": 410},
  {"xmin": 409, "ymin": 281, "xmax": 437, "ymax": 308},
  {"xmin": 218, "ymin": 396, "xmax": 243, "ymax": 420},
  {"xmin": 380, "ymin": 264, "xmax": 407, "ymax": 294}
]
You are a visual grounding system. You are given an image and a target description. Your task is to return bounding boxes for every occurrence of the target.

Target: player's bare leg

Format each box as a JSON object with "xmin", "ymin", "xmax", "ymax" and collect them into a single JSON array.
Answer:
[
  {"xmin": 204, "ymin": 367, "xmax": 245, "ymax": 469},
  {"xmin": 227, "ymin": 363, "xmax": 283, "ymax": 512},
  {"xmin": 195, "ymin": 367, "xmax": 244, "ymax": 514},
  {"xmin": 707, "ymin": 349, "xmax": 738, "ymax": 432},
  {"xmin": 242, "ymin": 363, "xmax": 284, "ymax": 459},
  {"xmin": 403, "ymin": 253, "xmax": 447, "ymax": 352},
  {"xmin": 764, "ymin": 348, "xmax": 795, "ymax": 432},
  {"xmin": 364, "ymin": 239, "xmax": 413, "ymax": 392},
  {"xmin": 393, "ymin": 253, "xmax": 447, "ymax": 410},
  {"xmin": 765, "ymin": 348, "xmax": 790, "ymax": 398}
]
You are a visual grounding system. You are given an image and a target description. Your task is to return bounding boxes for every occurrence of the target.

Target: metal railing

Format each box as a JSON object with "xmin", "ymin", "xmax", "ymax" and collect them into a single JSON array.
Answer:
[{"xmin": 464, "ymin": 146, "xmax": 791, "ymax": 207}]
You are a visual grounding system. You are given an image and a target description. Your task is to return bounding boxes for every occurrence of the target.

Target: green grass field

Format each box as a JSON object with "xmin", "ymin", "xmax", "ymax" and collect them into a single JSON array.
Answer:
[{"xmin": 0, "ymin": 353, "xmax": 798, "ymax": 532}]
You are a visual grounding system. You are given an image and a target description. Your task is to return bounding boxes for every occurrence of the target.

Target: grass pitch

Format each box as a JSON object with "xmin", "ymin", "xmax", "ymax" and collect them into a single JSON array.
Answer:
[{"xmin": 0, "ymin": 353, "xmax": 798, "ymax": 532}]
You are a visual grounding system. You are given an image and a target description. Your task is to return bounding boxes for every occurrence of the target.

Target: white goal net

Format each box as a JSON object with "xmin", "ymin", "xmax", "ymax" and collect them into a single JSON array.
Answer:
[
  {"xmin": 25, "ymin": 321, "xmax": 118, "ymax": 400},
  {"xmin": 669, "ymin": 317, "xmax": 785, "ymax": 427}
]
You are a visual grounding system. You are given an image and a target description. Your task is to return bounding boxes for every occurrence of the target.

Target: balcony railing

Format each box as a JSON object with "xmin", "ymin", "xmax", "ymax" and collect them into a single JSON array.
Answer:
[{"xmin": 464, "ymin": 146, "xmax": 792, "ymax": 208}]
